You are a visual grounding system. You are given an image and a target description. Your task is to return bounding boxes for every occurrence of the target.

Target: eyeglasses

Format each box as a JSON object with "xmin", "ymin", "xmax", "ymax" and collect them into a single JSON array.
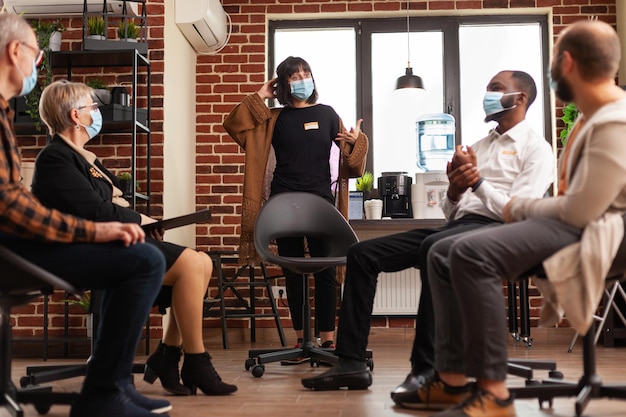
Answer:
[
  {"xmin": 78, "ymin": 103, "xmax": 100, "ymax": 112},
  {"xmin": 20, "ymin": 42, "xmax": 44, "ymax": 67}
]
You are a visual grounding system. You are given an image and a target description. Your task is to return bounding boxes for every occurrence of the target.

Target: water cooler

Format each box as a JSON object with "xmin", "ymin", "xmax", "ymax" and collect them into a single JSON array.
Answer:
[
  {"xmin": 378, "ymin": 172, "xmax": 412, "ymax": 218},
  {"xmin": 412, "ymin": 113, "xmax": 455, "ymax": 219},
  {"xmin": 412, "ymin": 171, "xmax": 449, "ymax": 219}
]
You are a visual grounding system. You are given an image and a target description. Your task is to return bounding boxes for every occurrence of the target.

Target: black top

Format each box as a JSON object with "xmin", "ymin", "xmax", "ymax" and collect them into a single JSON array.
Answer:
[
  {"xmin": 271, "ymin": 104, "xmax": 340, "ymax": 202},
  {"xmin": 31, "ymin": 135, "xmax": 141, "ymax": 224}
]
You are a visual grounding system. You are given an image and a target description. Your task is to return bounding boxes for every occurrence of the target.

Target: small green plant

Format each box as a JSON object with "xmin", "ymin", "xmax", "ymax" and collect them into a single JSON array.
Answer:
[
  {"xmin": 86, "ymin": 78, "xmax": 108, "ymax": 90},
  {"xmin": 355, "ymin": 171, "xmax": 374, "ymax": 193},
  {"xmin": 23, "ymin": 19, "xmax": 66, "ymax": 129},
  {"xmin": 62, "ymin": 292, "xmax": 91, "ymax": 312},
  {"xmin": 117, "ymin": 20, "xmax": 140, "ymax": 40},
  {"xmin": 87, "ymin": 15, "xmax": 105, "ymax": 37},
  {"xmin": 560, "ymin": 103, "xmax": 579, "ymax": 146},
  {"xmin": 117, "ymin": 171, "xmax": 132, "ymax": 181}
]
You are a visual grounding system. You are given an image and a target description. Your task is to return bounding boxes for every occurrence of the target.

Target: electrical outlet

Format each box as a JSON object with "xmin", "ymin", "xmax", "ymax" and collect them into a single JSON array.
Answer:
[{"xmin": 271, "ymin": 286, "xmax": 286, "ymax": 300}]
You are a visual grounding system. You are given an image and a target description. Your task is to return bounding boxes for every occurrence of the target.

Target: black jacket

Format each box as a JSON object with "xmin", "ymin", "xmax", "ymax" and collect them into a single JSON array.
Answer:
[{"xmin": 31, "ymin": 135, "xmax": 141, "ymax": 224}]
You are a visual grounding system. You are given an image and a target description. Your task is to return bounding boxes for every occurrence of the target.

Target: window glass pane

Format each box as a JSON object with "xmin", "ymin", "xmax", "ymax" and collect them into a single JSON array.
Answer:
[
  {"xmin": 274, "ymin": 29, "xmax": 357, "ymax": 127},
  {"xmin": 459, "ymin": 24, "xmax": 545, "ymax": 146},
  {"xmin": 371, "ymin": 31, "xmax": 444, "ymax": 180}
]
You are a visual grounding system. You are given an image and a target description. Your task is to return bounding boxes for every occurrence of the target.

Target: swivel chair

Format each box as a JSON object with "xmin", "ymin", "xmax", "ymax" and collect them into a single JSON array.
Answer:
[
  {"xmin": 244, "ymin": 192, "xmax": 372, "ymax": 377},
  {"xmin": 0, "ymin": 245, "xmax": 79, "ymax": 416},
  {"xmin": 509, "ymin": 225, "xmax": 626, "ymax": 417}
]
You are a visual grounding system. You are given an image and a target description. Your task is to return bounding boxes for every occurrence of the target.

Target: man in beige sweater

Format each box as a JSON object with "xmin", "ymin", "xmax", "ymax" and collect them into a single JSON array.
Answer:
[{"xmin": 425, "ymin": 20, "xmax": 626, "ymax": 417}]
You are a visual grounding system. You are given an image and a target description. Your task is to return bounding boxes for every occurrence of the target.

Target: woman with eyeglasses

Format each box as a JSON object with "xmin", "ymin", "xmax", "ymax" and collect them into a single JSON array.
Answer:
[{"xmin": 31, "ymin": 80, "xmax": 237, "ymax": 398}]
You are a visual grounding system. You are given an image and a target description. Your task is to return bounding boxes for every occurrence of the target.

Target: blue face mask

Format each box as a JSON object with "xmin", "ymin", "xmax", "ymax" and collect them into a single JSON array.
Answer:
[
  {"xmin": 290, "ymin": 78, "xmax": 315, "ymax": 101},
  {"xmin": 482, "ymin": 91, "xmax": 520, "ymax": 119},
  {"xmin": 81, "ymin": 110, "xmax": 103, "ymax": 139},
  {"xmin": 18, "ymin": 59, "xmax": 38, "ymax": 97}
]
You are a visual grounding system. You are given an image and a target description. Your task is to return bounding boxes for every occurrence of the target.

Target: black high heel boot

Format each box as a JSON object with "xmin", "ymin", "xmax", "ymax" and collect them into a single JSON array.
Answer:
[
  {"xmin": 144, "ymin": 342, "xmax": 191, "ymax": 396},
  {"xmin": 180, "ymin": 352, "xmax": 238, "ymax": 395}
]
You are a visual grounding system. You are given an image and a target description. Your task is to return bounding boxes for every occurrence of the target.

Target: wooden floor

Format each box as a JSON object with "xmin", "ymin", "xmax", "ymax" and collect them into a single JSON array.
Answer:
[{"xmin": 5, "ymin": 326, "xmax": 626, "ymax": 417}]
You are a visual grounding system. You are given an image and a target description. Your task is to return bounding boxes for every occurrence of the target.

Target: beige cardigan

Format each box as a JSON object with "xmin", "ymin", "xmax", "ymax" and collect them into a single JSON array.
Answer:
[
  {"xmin": 223, "ymin": 93, "xmax": 369, "ymax": 264},
  {"xmin": 510, "ymin": 97, "xmax": 626, "ymax": 335}
]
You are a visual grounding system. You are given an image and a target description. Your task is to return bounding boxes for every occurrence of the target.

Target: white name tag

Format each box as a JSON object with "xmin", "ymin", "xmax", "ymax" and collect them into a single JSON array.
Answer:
[{"xmin": 304, "ymin": 121, "xmax": 319, "ymax": 130}]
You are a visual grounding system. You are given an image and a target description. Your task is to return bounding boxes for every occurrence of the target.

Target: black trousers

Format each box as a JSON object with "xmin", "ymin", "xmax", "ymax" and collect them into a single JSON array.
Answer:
[
  {"xmin": 277, "ymin": 236, "xmax": 337, "ymax": 334},
  {"xmin": 335, "ymin": 214, "xmax": 499, "ymax": 373}
]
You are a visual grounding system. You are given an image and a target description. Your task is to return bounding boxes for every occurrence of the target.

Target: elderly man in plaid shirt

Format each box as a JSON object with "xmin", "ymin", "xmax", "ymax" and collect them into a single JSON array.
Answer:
[{"xmin": 0, "ymin": 13, "xmax": 170, "ymax": 417}]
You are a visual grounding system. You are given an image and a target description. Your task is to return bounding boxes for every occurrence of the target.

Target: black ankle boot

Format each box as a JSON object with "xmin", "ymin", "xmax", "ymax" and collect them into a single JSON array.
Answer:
[
  {"xmin": 180, "ymin": 352, "xmax": 238, "ymax": 395},
  {"xmin": 144, "ymin": 342, "xmax": 191, "ymax": 396}
]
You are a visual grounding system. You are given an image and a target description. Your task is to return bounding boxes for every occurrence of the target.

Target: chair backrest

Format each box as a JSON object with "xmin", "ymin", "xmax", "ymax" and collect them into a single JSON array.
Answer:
[
  {"xmin": 254, "ymin": 192, "xmax": 359, "ymax": 274},
  {"xmin": 0, "ymin": 245, "xmax": 77, "ymax": 296}
]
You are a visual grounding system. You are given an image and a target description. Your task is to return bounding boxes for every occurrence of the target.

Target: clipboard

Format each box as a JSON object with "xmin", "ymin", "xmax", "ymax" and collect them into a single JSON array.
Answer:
[{"xmin": 142, "ymin": 208, "xmax": 211, "ymax": 232}]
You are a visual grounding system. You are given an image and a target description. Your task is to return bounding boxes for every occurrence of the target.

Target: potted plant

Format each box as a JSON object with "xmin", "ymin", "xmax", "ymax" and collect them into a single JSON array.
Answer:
[
  {"xmin": 87, "ymin": 16, "xmax": 106, "ymax": 40},
  {"xmin": 86, "ymin": 78, "xmax": 111, "ymax": 107},
  {"xmin": 356, "ymin": 171, "xmax": 374, "ymax": 200},
  {"xmin": 117, "ymin": 20, "xmax": 140, "ymax": 42},
  {"xmin": 559, "ymin": 102, "xmax": 579, "ymax": 146},
  {"xmin": 117, "ymin": 171, "xmax": 133, "ymax": 196},
  {"xmin": 62, "ymin": 292, "xmax": 93, "ymax": 337},
  {"xmin": 23, "ymin": 20, "xmax": 65, "ymax": 129}
]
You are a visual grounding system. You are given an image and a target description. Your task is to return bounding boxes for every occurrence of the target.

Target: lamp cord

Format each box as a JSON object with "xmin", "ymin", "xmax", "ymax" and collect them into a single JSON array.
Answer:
[{"xmin": 406, "ymin": 0, "xmax": 411, "ymax": 68}]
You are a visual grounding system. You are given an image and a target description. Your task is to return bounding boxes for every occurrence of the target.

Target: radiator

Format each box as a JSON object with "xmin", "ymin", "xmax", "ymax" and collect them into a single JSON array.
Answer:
[{"xmin": 372, "ymin": 268, "xmax": 422, "ymax": 315}]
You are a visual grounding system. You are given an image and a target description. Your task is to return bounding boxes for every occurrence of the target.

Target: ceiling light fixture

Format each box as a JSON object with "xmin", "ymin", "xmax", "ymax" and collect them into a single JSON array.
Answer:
[{"xmin": 395, "ymin": 0, "xmax": 424, "ymax": 90}]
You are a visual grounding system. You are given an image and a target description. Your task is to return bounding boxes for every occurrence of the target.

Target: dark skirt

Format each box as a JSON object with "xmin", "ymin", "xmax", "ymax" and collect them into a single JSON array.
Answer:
[{"xmin": 146, "ymin": 237, "xmax": 186, "ymax": 314}]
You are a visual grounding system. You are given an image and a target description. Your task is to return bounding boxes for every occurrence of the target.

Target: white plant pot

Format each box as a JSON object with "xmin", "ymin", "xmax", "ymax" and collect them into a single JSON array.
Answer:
[
  {"xmin": 49, "ymin": 31, "xmax": 62, "ymax": 51},
  {"xmin": 87, "ymin": 34, "xmax": 106, "ymax": 40},
  {"xmin": 120, "ymin": 38, "xmax": 138, "ymax": 43}
]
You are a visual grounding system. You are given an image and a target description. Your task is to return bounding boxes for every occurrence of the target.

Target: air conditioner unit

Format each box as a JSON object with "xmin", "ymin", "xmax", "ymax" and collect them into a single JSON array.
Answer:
[
  {"xmin": 3, "ymin": 0, "xmax": 138, "ymax": 18},
  {"xmin": 175, "ymin": 0, "xmax": 230, "ymax": 54}
]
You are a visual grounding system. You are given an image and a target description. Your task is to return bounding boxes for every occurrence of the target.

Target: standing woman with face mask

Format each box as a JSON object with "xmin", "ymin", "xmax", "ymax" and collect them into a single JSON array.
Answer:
[
  {"xmin": 31, "ymin": 80, "xmax": 237, "ymax": 399},
  {"xmin": 224, "ymin": 56, "xmax": 369, "ymax": 355}
]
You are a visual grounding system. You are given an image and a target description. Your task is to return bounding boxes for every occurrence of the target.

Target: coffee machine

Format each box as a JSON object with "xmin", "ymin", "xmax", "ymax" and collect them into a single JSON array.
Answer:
[{"xmin": 378, "ymin": 172, "xmax": 412, "ymax": 218}]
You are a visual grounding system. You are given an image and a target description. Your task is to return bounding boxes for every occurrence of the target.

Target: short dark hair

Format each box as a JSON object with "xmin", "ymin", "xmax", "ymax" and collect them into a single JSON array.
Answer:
[
  {"xmin": 274, "ymin": 56, "xmax": 318, "ymax": 106},
  {"xmin": 510, "ymin": 71, "xmax": 537, "ymax": 109}
]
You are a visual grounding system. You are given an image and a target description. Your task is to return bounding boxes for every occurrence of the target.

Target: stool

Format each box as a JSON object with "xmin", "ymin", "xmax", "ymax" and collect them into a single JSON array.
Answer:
[
  {"xmin": 206, "ymin": 251, "xmax": 286, "ymax": 349},
  {"xmin": 507, "ymin": 278, "xmax": 532, "ymax": 347}
]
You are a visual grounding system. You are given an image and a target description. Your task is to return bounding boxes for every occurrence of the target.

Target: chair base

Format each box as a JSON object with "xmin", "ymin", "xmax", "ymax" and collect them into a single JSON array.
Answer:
[
  {"xmin": 2, "ymin": 380, "xmax": 76, "ymax": 417},
  {"xmin": 245, "ymin": 343, "xmax": 373, "ymax": 378},
  {"xmin": 510, "ymin": 376, "xmax": 626, "ymax": 417}
]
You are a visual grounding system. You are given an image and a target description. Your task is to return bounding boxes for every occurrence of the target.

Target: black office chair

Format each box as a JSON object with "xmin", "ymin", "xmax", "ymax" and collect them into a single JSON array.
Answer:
[
  {"xmin": 0, "ymin": 245, "xmax": 80, "ymax": 416},
  {"xmin": 244, "ymin": 192, "xmax": 372, "ymax": 377},
  {"xmin": 509, "ymin": 231, "xmax": 626, "ymax": 417}
]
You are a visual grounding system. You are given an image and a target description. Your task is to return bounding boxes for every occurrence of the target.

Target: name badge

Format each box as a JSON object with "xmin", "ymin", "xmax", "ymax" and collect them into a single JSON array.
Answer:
[
  {"xmin": 501, "ymin": 150, "xmax": 517, "ymax": 156},
  {"xmin": 304, "ymin": 121, "xmax": 319, "ymax": 130}
]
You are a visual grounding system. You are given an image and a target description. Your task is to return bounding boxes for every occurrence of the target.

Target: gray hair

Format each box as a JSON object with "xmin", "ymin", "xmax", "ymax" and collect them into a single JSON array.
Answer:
[{"xmin": 0, "ymin": 14, "xmax": 33, "ymax": 59}]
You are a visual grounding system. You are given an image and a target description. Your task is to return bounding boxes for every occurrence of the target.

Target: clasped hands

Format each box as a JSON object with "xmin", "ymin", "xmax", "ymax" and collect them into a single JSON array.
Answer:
[{"xmin": 446, "ymin": 145, "xmax": 480, "ymax": 202}]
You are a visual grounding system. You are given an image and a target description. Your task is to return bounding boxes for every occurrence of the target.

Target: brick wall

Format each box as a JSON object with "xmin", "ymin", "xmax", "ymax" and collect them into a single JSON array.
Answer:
[{"xmin": 12, "ymin": 1, "xmax": 615, "ymax": 352}]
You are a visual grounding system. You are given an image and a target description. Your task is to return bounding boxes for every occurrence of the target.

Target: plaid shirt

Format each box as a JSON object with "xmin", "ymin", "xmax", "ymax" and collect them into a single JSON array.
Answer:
[{"xmin": 0, "ymin": 95, "xmax": 96, "ymax": 242}]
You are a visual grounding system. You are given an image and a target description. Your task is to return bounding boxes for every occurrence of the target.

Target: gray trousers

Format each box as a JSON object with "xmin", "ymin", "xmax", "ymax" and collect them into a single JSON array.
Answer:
[{"xmin": 427, "ymin": 217, "xmax": 582, "ymax": 380}]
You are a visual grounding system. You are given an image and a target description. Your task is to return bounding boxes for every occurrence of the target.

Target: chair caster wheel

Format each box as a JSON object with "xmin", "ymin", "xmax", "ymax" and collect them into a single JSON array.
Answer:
[
  {"xmin": 311, "ymin": 359, "xmax": 320, "ymax": 367},
  {"xmin": 251, "ymin": 364, "xmax": 265, "ymax": 377},
  {"xmin": 19, "ymin": 376, "xmax": 31, "ymax": 388},
  {"xmin": 34, "ymin": 403, "xmax": 51, "ymax": 415},
  {"xmin": 366, "ymin": 358, "xmax": 374, "ymax": 371},
  {"xmin": 245, "ymin": 358, "xmax": 255, "ymax": 370},
  {"xmin": 549, "ymin": 370, "xmax": 564, "ymax": 379}
]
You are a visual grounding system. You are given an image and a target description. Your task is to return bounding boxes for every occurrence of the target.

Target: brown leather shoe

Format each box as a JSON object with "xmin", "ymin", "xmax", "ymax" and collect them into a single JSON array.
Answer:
[
  {"xmin": 395, "ymin": 374, "xmax": 472, "ymax": 410},
  {"xmin": 430, "ymin": 389, "xmax": 515, "ymax": 417}
]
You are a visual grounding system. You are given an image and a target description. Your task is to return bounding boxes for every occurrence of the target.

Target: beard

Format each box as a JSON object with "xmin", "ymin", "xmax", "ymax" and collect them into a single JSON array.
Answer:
[{"xmin": 551, "ymin": 64, "xmax": 574, "ymax": 103}]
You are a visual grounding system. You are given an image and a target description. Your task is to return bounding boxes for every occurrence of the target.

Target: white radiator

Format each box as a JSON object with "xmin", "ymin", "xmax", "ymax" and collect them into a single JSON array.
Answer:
[{"xmin": 372, "ymin": 268, "xmax": 422, "ymax": 315}]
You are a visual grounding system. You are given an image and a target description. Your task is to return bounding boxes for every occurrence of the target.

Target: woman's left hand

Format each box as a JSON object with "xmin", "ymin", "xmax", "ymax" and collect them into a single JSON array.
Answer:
[{"xmin": 336, "ymin": 118, "xmax": 363, "ymax": 145}]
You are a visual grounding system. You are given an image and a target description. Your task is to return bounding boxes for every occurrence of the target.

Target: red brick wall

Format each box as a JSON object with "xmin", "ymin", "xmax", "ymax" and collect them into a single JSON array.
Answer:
[{"xmin": 12, "ymin": 1, "xmax": 616, "ymax": 351}]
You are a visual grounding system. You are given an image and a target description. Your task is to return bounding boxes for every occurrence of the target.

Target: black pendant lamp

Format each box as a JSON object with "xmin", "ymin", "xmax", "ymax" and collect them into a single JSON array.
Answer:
[{"xmin": 395, "ymin": 0, "xmax": 424, "ymax": 90}]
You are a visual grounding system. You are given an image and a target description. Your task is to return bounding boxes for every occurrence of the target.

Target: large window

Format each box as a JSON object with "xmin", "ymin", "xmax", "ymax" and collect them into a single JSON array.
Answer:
[{"xmin": 270, "ymin": 15, "xmax": 550, "ymax": 182}]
